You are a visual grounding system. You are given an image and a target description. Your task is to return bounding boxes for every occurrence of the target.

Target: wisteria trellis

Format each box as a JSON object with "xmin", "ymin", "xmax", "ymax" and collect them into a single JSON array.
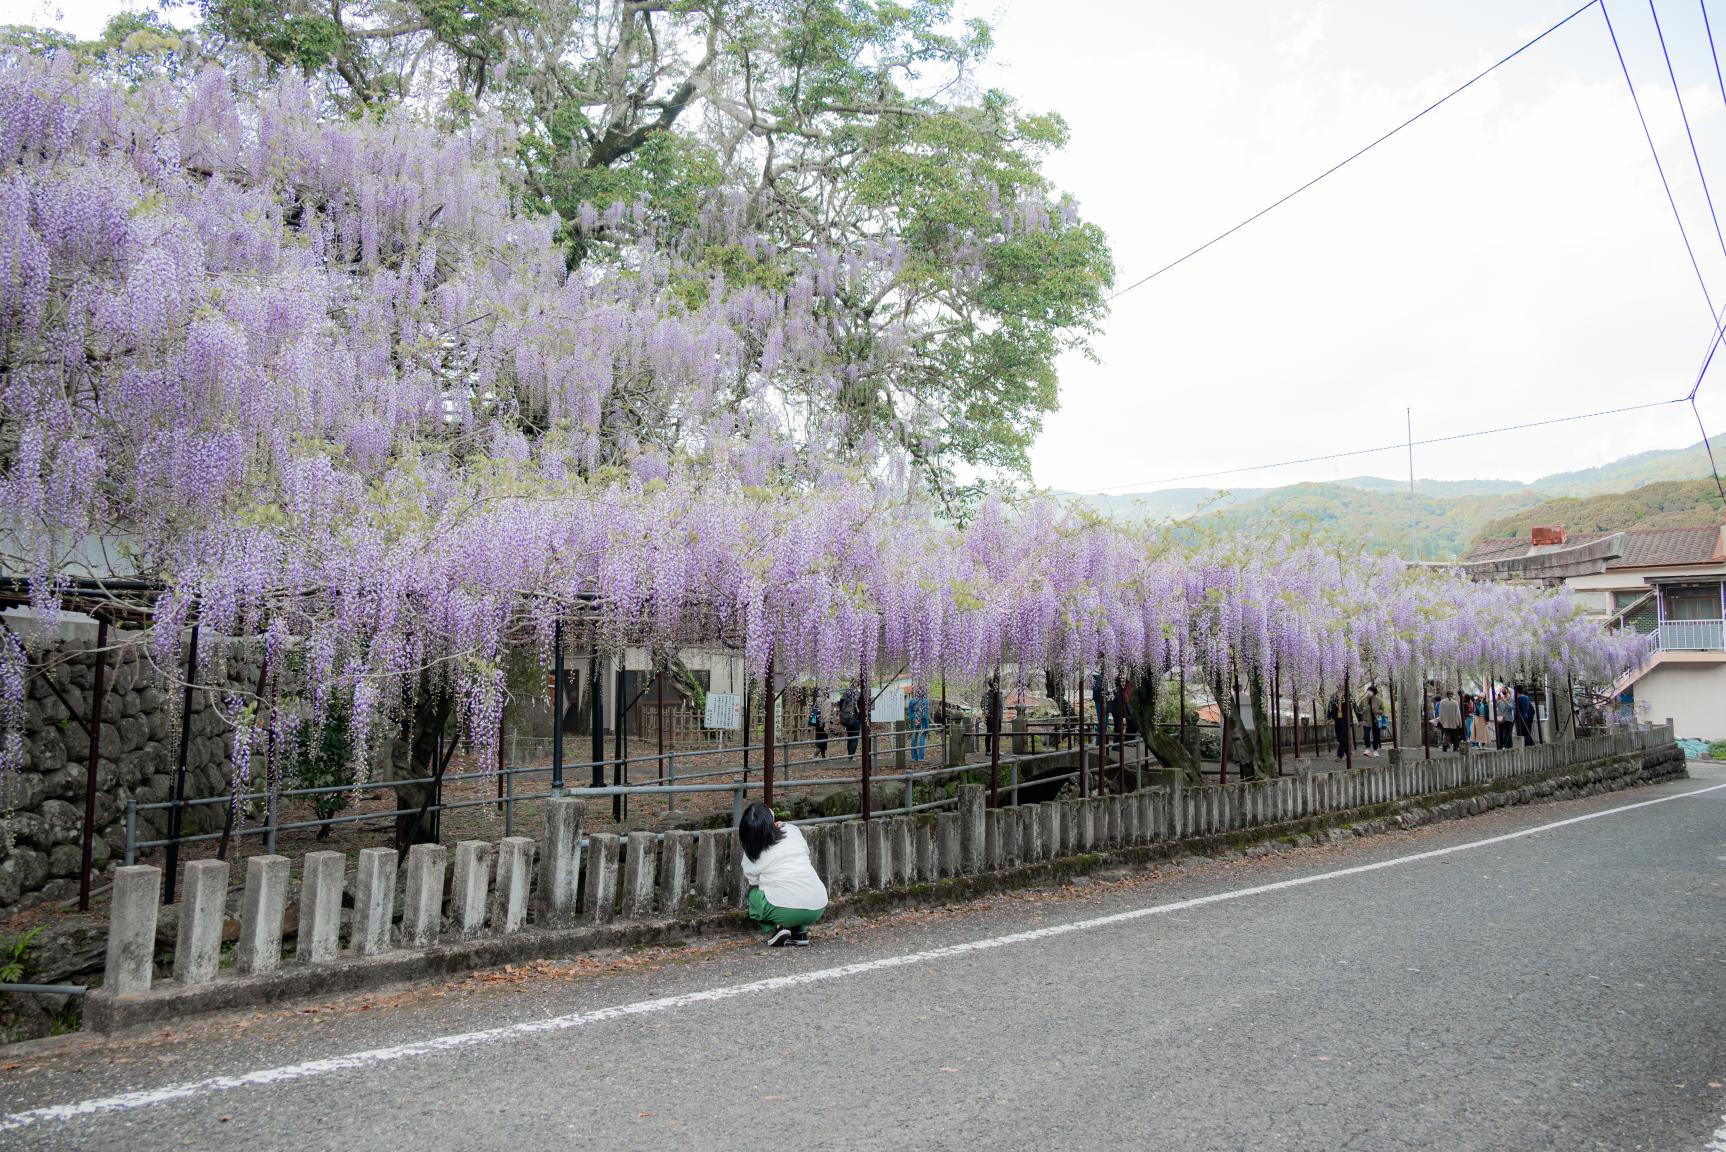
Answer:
[{"xmin": 0, "ymin": 58, "xmax": 1651, "ymax": 804}]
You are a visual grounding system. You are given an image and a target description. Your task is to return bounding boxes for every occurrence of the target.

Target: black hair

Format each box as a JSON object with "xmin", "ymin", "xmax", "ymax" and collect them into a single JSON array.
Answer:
[{"xmin": 738, "ymin": 802, "xmax": 784, "ymax": 862}]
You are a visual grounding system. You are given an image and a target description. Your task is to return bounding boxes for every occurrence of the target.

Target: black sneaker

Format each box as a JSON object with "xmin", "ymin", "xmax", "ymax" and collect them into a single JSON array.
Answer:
[
  {"xmin": 790, "ymin": 928, "xmax": 810, "ymax": 947},
  {"xmin": 765, "ymin": 927, "xmax": 793, "ymax": 947}
]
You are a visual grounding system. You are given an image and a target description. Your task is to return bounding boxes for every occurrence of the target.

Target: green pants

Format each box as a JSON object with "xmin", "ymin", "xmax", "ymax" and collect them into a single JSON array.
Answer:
[{"xmin": 747, "ymin": 887, "xmax": 825, "ymax": 934}]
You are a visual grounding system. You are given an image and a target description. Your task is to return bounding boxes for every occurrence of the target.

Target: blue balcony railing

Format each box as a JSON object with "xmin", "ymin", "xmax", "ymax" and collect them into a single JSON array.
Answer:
[{"xmin": 1657, "ymin": 619, "xmax": 1726, "ymax": 651}]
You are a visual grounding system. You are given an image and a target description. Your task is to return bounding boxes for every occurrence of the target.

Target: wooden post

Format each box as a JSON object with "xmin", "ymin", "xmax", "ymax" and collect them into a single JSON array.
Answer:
[
  {"xmin": 613, "ymin": 662, "xmax": 626, "ymax": 821},
  {"xmin": 1344, "ymin": 672, "xmax": 1354, "ymax": 770},
  {"xmin": 78, "ymin": 617, "xmax": 109, "ymax": 911},
  {"xmin": 763, "ymin": 652, "xmax": 776, "ymax": 808},
  {"xmin": 588, "ymin": 641, "xmax": 603, "ymax": 789},
  {"xmin": 988, "ymin": 673, "xmax": 1001, "ymax": 809},
  {"xmin": 163, "ymin": 619, "xmax": 199, "ymax": 904},
  {"xmin": 1216, "ymin": 673, "xmax": 1228, "ymax": 786},
  {"xmin": 1077, "ymin": 666, "xmax": 1087, "ymax": 798}
]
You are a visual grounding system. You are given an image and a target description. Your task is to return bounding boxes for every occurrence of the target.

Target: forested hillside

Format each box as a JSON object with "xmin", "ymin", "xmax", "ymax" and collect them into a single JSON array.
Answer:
[
  {"xmin": 1068, "ymin": 436, "xmax": 1726, "ymax": 559},
  {"xmin": 1470, "ymin": 479, "xmax": 1726, "ymax": 543}
]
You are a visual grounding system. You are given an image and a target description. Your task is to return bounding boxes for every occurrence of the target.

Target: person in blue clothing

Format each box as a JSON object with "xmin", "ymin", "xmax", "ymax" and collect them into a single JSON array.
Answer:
[
  {"xmin": 906, "ymin": 682, "xmax": 931, "ymax": 762},
  {"xmin": 1514, "ymin": 687, "xmax": 1536, "ymax": 746}
]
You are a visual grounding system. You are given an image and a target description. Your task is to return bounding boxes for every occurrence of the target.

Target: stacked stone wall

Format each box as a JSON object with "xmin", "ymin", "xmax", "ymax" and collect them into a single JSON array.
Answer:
[{"xmin": 1, "ymin": 626, "xmax": 261, "ymax": 912}]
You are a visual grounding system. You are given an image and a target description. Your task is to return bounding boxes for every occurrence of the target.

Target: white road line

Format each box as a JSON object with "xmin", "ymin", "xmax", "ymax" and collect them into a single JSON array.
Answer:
[{"xmin": 5, "ymin": 779, "xmax": 1724, "ymax": 1134}]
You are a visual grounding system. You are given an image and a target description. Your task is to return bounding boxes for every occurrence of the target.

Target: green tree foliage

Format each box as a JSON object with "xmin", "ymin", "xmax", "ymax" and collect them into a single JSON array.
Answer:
[
  {"xmin": 1470, "ymin": 479, "xmax": 1726, "ymax": 545},
  {"xmin": 285, "ymin": 693, "xmax": 356, "ymax": 839},
  {"xmin": 190, "ymin": 0, "xmax": 1114, "ymax": 501}
]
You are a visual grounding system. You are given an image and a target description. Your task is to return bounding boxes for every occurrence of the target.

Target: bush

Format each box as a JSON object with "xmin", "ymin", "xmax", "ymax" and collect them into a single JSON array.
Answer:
[
  {"xmin": 1709, "ymin": 739, "xmax": 1726, "ymax": 762},
  {"xmin": 286, "ymin": 695, "xmax": 357, "ymax": 838}
]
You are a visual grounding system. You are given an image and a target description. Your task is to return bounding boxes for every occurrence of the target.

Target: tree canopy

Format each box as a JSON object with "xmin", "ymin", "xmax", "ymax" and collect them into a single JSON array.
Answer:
[
  {"xmin": 0, "ymin": 52, "xmax": 1647, "ymax": 809},
  {"xmin": 176, "ymin": 0, "xmax": 1115, "ymax": 503}
]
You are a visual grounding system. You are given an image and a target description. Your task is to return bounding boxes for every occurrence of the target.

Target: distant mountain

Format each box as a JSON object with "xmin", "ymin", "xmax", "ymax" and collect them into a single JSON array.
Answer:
[
  {"xmin": 1059, "ymin": 487, "xmax": 1269, "ymax": 521},
  {"xmin": 1058, "ymin": 435, "xmax": 1726, "ymax": 559},
  {"xmin": 1471, "ymin": 479, "xmax": 1726, "ymax": 542},
  {"xmin": 1527, "ymin": 435, "xmax": 1726, "ymax": 496},
  {"xmin": 1187, "ymin": 483, "xmax": 1546, "ymax": 560}
]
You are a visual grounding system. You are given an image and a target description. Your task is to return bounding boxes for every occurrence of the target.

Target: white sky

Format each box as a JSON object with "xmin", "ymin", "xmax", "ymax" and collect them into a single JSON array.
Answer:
[{"xmin": 12, "ymin": 0, "xmax": 1726, "ymax": 495}]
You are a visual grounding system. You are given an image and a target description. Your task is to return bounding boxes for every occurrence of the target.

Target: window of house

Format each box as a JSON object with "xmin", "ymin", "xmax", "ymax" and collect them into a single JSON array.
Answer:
[{"xmin": 1661, "ymin": 583, "xmax": 1724, "ymax": 621}]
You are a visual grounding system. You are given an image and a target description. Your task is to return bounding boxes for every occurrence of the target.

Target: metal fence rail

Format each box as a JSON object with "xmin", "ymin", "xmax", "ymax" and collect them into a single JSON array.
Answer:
[{"xmin": 124, "ymin": 726, "xmax": 1148, "ymax": 865}]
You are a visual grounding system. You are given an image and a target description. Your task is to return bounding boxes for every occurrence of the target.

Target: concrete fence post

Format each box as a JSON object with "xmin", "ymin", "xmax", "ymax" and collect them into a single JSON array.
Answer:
[
  {"xmin": 693, "ymin": 829, "xmax": 727, "ymax": 909},
  {"xmin": 957, "ymin": 784, "xmax": 986, "ymax": 873},
  {"xmin": 235, "ymin": 854, "xmax": 289, "ymax": 976},
  {"xmin": 914, "ymin": 817, "xmax": 937, "ymax": 881},
  {"xmin": 984, "ymin": 810, "xmax": 1003, "ymax": 871},
  {"xmin": 401, "ymin": 843, "xmax": 448, "ymax": 948},
  {"xmin": 583, "ymin": 833, "xmax": 620, "ymax": 923},
  {"xmin": 351, "ymin": 847, "xmax": 398, "ymax": 957},
  {"xmin": 173, "ymin": 858, "xmax": 229, "ymax": 987},
  {"xmin": 838, "ymin": 821, "xmax": 864, "ymax": 893},
  {"xmin": 104, "ymin": 864, "xmax": 161, "ymax": 996},
  {"xmin": 491, "ymin": 836, "xmax": 534, "ymax": 934},
  {"xmin": 539, "ymin": 796, "xmax": 584, "ymax": 928},
  {"xmin": 726, "ymin": 832, "xmax": 749, "ymax": 909},
  {"xmin": 297, "ymin": 850, "xmax": 344, "ymax": 963},
  {"xmin": 1018, "ymin": 803, "xmax": 1041, "ymax": 861},
  {"xmin": 450, "ymin": 841, "xmax": 494, "ymax": 939},
  {"xmin": 1039, "ymin": 801, "xmax": 1060, "ymax": 861},
  {"xmin": 621, "ymin": 834, "xmax": 657, "ymax": 919},
  {"xmin": 936, "ymin": 812, "xmax": 961, "ymax": 877},
  {"xmin": 659, "ymin": 830, "xmax": 695, "ymax": 913},
  {"xmin": 892, "ymin": 816, "xmax": 916, "ymax": 883},
  {"xmin": 867, "ymin": 819, "xmax": 891, "ymax": 888}
]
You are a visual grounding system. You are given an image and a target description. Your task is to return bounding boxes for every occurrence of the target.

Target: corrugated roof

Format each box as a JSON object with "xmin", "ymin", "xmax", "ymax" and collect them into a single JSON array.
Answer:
[{"xmin": 1464, "ymin": 526, "xmax": 1723, "ymax": 568}]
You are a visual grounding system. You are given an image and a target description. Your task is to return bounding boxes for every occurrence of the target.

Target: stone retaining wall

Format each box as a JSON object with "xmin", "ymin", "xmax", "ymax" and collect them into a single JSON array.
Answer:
[
  {"xmin": 83, "ymin": 725, "xmax": 1681, "ymax": 1031},
  {"xmin": 1, "ymin": 627, "xmax": 262, "ymax": 912}
]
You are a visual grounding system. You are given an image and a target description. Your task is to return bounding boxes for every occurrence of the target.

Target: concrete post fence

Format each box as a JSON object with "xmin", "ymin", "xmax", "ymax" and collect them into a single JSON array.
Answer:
[{"xmin": 93, "ymin": 725, "xmax": 1680, "ymax": 1022}]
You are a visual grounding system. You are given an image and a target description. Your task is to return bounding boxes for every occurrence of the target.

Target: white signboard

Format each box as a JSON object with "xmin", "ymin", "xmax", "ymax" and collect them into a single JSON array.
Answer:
[
  {"xmin": 871, "ymin": 685, "xmax": 905, "ymax": 725},
  {"xmin": 704, "ymin": 692, "xmax": 741, "ymax": 731}
]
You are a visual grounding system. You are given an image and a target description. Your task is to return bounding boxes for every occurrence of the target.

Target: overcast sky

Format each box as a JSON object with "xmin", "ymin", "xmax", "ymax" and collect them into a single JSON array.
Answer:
[{"xmin": 13, "ymin": 0, "xmax": 1726, "ymax": 495}]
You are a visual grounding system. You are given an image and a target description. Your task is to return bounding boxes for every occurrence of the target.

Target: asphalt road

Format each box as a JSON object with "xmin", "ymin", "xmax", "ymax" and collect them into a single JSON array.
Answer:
[{"xmin": 4, "ymin": 764, "xmax": 1725, "ymax": 1151}]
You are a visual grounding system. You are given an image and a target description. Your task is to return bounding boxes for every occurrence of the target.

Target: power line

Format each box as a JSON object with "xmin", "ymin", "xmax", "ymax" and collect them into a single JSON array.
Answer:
[
  {"xmin": 1087, "ymin": 397, "xmax": 1687, "ymax": 493},
  {"xmin": 1703, "ymin": 0, "xmax": 1726, "ymax": 111},
  {"xmin": 1690, "ymin": 397, "xmax": 1726, "ymax": 499},
  {"xmin": 1648, "ymin": 0, "xmax": 1726, "ymax": 264},
  {"xmin": 1100, "ymin": 1, "xmax": 1602, "ymax": 306},
  {"xmin": 1601, "ymin": 0, "xmax": 1719, "ymax": 321}
]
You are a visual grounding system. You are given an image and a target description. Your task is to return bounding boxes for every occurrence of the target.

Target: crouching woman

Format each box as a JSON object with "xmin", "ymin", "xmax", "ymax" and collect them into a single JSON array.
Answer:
[{"xmin": 738, "ymin": 802, "xmax": 827, "ymax": 947}]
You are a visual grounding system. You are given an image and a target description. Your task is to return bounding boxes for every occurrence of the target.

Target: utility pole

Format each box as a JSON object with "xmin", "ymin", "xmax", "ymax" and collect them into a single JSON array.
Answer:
[{"xmin": 1406, "ymin": 406, "xmax": 1418, "ymax": 565}]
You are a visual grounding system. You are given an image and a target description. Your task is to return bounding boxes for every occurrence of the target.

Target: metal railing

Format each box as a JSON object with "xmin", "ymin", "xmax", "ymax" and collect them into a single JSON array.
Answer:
[
  {"xmin": 124, "ymin": 725, "xmax": 1147, "ymax": 866},
  {"xmin": 1657, "ymin": 619, "xmax": 1726, "ymax": 651}
]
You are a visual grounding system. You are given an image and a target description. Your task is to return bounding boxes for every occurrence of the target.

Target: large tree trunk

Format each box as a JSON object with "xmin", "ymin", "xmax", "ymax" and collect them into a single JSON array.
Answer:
[
  {"xmin": 1129, "ymin": 670, "xmax": 1201, "ymax": 785},
  {"xmin": 1225, "ymin": 667, "xmax": 1277, "ymax": 782},
  {"xmin": 1245, "ymin": 667, "xmax": 1276, "ymax": 780},
  {"xmin": 396, "ymin": 671, "xmax": 453, "ymax": 850}
]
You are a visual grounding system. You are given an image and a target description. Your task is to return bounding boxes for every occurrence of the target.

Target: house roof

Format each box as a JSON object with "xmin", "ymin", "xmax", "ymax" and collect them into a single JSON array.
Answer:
[{"xmin": 1464, "ymin": 526, "xmax": 1724, "ymax": 568}]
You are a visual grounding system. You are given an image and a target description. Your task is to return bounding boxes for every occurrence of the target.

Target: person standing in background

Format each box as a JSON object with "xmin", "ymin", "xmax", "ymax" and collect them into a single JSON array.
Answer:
[
  {"xmin": 839, "ymin": 686, "xmax": 861, "ymax": 758},
  {"xmin": 906, "ymin": 682, "xmax": 931, "ymax": 763},
  {"xmin": 1360, "ymin": 686, "xmax": 1384, "ymax": 757},
  {"xmin": 1438, "ymin": 691, "xmax": 1463, "ymax": 752},
  {"xmin": 810, "ymin": 691, "xmax": 829, "ymax": 758},
  {"xmin": 1495, "ymin": 688, "xmax": 1515, "ymax": 750},
  {"xmin": 1326, "ymin": 690, "xmax": 1351, "ymax": 762}
]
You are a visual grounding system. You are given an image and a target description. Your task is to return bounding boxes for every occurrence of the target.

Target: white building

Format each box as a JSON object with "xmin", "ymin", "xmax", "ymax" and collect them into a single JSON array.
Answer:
[{"xmin": 1466, "ymin": 526, "xmax": 1726, "ymax": 741}]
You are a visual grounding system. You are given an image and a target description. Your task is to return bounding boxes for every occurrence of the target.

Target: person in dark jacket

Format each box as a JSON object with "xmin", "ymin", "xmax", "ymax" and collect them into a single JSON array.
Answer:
[
  {"xmin": 839, "ymin": 687, "xmax": 862, "ymax": 757},
  {"xmin": 1326, "ymin": 692, "xmax": 1351, "ymax": 761},
  {"xmin": 1514, "ymin": 688, "xmax": 1535, "ymax": 746}
]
